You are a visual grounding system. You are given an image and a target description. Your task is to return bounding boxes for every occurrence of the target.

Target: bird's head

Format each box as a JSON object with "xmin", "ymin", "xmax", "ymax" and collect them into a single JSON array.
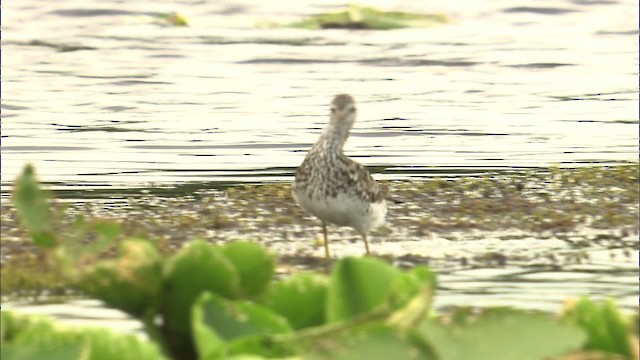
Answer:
[{"xmin": 329, "ymin": 94, "xmax": 357, "ymax": 130}]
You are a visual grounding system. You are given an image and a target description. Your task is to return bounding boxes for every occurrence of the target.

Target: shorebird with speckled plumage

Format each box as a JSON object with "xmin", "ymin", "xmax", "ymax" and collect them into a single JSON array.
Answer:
[{"xmin": 293, "ymin": 94, "xmax": 386, "ymax": 258}]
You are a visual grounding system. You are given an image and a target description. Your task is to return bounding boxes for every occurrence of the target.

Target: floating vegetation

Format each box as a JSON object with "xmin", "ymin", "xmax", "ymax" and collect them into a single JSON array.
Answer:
[
  {"xmin": 286, "ymin": 5, "xmax": 449, "ymax": 30},
  {"xmin": 1, "ymin": 163, "xmax": 638, "ymax": 297},
  {"xmin": 153, "ymin": 12, "xmax": 189, "ymax": 27},
  {"xmin": 391, "ymin": 163, "xmax": 639, "ymax": 234}
]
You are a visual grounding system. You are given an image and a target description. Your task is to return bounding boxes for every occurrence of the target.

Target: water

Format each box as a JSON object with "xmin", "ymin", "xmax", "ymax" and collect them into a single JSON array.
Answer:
[
  {"xmin": 1, "ymin": 0, "xmax": 638, "ymax": 332},
  {"xmin": 2, "ymin": 0, "xmax": 638, "ymax": 190}
]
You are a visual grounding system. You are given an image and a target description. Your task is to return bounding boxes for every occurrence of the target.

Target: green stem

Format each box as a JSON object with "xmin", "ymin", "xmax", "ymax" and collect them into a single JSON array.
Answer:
[{"xmin": 271, "ymin": 306, "xmax": 390, "ymax": 346}]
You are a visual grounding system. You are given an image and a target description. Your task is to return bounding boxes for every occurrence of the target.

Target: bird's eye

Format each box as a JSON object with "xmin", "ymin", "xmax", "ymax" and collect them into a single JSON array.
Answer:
[
  {"xmin": 348, "ymin": 106, "xmax": 356, "ymax": 113},
  {"xmin": 330, "ymin": 107, "xmax": 336, "ymax": 114}
]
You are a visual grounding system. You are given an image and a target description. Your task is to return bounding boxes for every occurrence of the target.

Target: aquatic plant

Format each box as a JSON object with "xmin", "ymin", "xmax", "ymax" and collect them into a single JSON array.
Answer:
[
  {"xmin": 286, "ymin": 5, "xmax": 448, "ymax": 30},
  {"xmin": 154, "ymin": 12, "xmax": 189, "ymax": 27}
]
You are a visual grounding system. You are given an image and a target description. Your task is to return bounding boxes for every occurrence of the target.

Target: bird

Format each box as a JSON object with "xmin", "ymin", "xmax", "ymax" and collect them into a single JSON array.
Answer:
[{"xmin": 293, "ymin": 94, "xmax": 387, "ymax": 258}]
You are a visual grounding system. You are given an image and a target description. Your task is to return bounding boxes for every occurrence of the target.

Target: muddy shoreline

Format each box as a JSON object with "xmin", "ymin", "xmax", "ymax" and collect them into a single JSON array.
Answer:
[{"xmin": 1, "ymin": 164, "xmax": 638, "ymax": 299}]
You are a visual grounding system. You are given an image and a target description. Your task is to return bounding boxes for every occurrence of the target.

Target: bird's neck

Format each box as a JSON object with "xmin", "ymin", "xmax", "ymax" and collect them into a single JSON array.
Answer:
[{"xmin": 320, "ymin": 122, "xmax": 351, "ymax": 151}]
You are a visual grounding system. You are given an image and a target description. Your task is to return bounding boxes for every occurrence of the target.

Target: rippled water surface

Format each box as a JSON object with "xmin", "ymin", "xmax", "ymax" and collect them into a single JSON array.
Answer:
[
  {"xmin": 2, "ymin": 0, "xmax": 638, "ymax": 330},
  {"xmin": 2, "ymin": 0, "xmax": 638, "ymax": 189}
]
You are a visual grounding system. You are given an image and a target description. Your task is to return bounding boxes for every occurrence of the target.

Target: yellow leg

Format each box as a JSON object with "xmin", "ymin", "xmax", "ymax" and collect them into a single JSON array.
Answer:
[
  {"xmin": 362, "ymin": 233, "xmax": 371, "ymax": 255},
  {"xmin": 322, "ymin": 222, "xmax": 330, "ymax": 258}
]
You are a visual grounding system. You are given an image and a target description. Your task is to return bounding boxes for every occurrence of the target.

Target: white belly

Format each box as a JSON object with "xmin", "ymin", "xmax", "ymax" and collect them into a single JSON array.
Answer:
[{"xmin": 294, "ymin": 190, "xmax": 386, "ymax": 235}]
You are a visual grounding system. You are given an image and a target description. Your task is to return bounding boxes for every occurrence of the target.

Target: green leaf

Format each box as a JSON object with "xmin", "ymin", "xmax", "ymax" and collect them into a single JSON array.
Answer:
[
  {"xmin": 2, "ymin": 311, "xmax": 166, "ymax": 360},
  {"xmin": 162, "ymin": 240, "xmax": 241, "ymax": 336},
  {"xmin": 61, "ymin": 217, "xmax": 122, "ymax": 260},
  {"xmin": 192, "ymin": 292, "xmax": 293, "ymax": 359},
  {"xmin": 387, "ymin": 271, "xmax": 423, "ymax": 309},
  {"xmin": 227, "ymin": 335, "xmax": 297, "ymax": 359},
  {"xmin": 71, "ymin": 326, "xmax": 167, "ymax": 360},
  {"xmin": 194, "ymin": 292, "xmax": 292, "ymax": 341},
  {"xmin": 602, "ymin": 299, "xmax": 633, "ymax": 357},
  {"xmin": 262, "ymin": 272, "xmax": 328, "ymax": 330},
  {"xmin": 89, "ymin": 220, "xmax": 121, "ymax": 251},
  {"xmin": 31, "ymin": 231, "xmax": 57, "ymax": 248},
  {"xmin": 2, "ymin": 310, "xmax": 57, "ymax": 343},
  {"xmin": 410, "ymin": 266, "xmax": 437, "ymax": 288},
  {"xmin": 384, "ymin": 266, "xmax": 437, "ymax": 329},
  {"xmin": 562, "ymin": 297, "xmax": 633, "ymax": 357},
  {"xmin": 192, "ymin": 293, "xmax": 227, "ymax": 360},
  {"xmin": 224, "ymin": 355, "xmax": 272, "ymax": 360},
  {"xmin": 420, "ymin": 308, "xmax": 586, "ymax": 360},
  {"xmin": 630, "ymin": 312, "xmax": 639, "ymax": 336},
  {"xmin": 306, "ymin": 323, "xmax": 436, "ymax": 360},
  {"xmin": 78, "ymin": 239, "xmax": 163, "ymax": 317},
  {"xmin": 1, "ymin": 343, "xmax": 87, "ymax": 360},
  {"xmin": 387, "ymin": 286, "xmax": 435, "ymax": 331},
  {"xmin": 13, "ymin": 164, "xmax": 56, "ymax": 248},
  {"xmin": 13, "ymin": 164, "xmax": 50, "ymax": 232},
  {"xmin": 326, "ymin": 257, "xmax": 403, "ymax": 322},
  {"xmin": 221, "ymin": 242, "xmax": 275, "ymax": 298}
]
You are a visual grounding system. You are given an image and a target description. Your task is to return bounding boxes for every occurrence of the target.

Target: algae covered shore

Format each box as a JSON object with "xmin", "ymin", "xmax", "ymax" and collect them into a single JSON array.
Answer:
[{"xmin": 1, "ymin": 164, "xmax": 638, "ymax": 298}]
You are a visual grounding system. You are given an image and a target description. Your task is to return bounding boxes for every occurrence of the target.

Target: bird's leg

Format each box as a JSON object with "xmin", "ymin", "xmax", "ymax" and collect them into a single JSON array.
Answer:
[
  {"xmin": 322, "ymin": 221, "xmax": 330, "ymax": 258},
  {"xmin": 362, "ymin": 233, "xmax": 371, "ymax": 255}
]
